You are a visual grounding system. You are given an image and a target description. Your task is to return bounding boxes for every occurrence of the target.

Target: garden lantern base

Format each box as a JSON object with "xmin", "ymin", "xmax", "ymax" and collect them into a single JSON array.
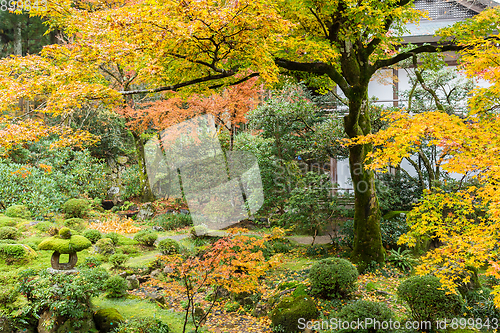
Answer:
[{"xmin": 50, "ymin": 251, "xmax": 78, "ymax": 270}]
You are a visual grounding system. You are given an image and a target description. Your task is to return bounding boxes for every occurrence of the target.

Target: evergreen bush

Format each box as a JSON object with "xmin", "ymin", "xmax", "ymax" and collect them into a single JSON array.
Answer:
[
  {"xmin": 397, "ymin": 275, "xmax": 463, "ymax": 322},
  {"xmin": 309, "ymin": 258, "xmax": 358, "ymax": 299}
]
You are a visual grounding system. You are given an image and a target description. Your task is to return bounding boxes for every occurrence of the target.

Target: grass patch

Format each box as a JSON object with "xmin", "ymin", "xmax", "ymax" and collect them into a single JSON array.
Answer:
[
  {"xmin": 280, "ymin": 257, "xmax": 316, "ymax": 271},
  {"xmin": 91, "ymin": 295, "xmax": 192, "ymax": 332}
]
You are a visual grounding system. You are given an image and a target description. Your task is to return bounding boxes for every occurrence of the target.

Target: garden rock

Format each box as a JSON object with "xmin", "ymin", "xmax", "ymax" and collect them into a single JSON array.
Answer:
[
  {"xmin": 269, "ymin": 295, "xmax": 319, "ymax": 333},
  {"xmin": 137, "ymin": 203, "xmax": 155, "ymax": 220},
  {"xmin": 163, "ymin": 266, "xmax": 174, "ymax": 275},
  {"xmin": 145, "ymin": 291, "xmax": 165, "ymax": 304},
  {"xmin": 150, "ymin": 269, "xmax": 161, "ymax": 279},
  {"xmin": 152, "ymin": 226, "xmax": 164, "ymax": 232},
  {"xmin": 126, "ymin": 275, "xmax": 140, "ymax": 290},
  {"xmin": 107, "ymin": 186, "xmax": 122, "ymax": 205},
  {"xmin": 94, "ymin": 308, "xmax": 125, "ymax": 333},
  {"xmin": 252, "ymin": 301, "xmax": 270, "ymax": 317},
  {"xmin": 116, "ymin": 156, "xmax": 128, "ymax": 165}
]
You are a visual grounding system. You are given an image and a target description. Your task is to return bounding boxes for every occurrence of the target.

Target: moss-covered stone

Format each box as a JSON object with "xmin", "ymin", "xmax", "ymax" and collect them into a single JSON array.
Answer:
[
  {"xmin": 0, "ymin": 243, "xmax": 37, "ymax": 262},
  {"xmin": 94, "ymin": 308, "xmax": 125, "ymax": 333},
  {"xmin": 269, "ymin": 295, "xmax": 319, "ymax": 333},
  {"xmin": 0, "ymin": 226, "xmax": 18, "ymax": 240},
  {"xmin": 38, "ymin": 235, "xmax": 92, "ymax": 254}
]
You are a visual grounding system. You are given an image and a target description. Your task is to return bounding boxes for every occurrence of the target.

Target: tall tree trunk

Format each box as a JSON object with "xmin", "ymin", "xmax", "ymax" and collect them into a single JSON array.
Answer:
[
  {"xmin": 132, "ymin": 131, "xmax": 155, "ymax": 202},
  {"xmin": 344, "ymin": 86, "xmax": 385, "ymax": 271},
  {"xmin": 13, "ymin": 20, "xmax": 22, "ymax": 56}
]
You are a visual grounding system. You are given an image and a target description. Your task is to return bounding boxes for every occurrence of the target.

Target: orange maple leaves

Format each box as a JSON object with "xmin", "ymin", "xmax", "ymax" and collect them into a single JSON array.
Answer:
[{"xmin": 117, "ymin": 77, "xmax": 261, "ymax": 135}]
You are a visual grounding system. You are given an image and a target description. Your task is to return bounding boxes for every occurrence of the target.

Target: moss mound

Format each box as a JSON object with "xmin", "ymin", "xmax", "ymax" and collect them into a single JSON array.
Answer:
[
  {"xmin": 95, "ymin": 238, "xmax": 115, "ymax": 254},
  {"xmin": 269, "ymin": 295, "xmax": 319, "ymax": 333},
  {"xmin": 4, "ymin": 205, "xmax": 31, "ymax": 219},
  {"xmin": 38, "ymin": 234, "xmax": 92, "ymax": 253},
  {"xmin": 94, "ymin": 308, "xmax": 125, "ymax": 333}
]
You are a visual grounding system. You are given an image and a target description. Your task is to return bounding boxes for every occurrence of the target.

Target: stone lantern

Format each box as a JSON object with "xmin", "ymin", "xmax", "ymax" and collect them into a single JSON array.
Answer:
[{"xmin": 38, "ymin": 227, "xmax": 92, "ymax": 270}]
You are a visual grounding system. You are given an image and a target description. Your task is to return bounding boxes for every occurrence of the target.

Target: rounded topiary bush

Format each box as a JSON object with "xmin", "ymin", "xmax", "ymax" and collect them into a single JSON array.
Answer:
[
  {"xmin": 269, "ymin": 295, "xmax": 319, "ymax": 333},
  {"xmin": 63, "ymin": 198, "xmax": 90, "ymax": 218},
  {"xmin": 4, "ymin": 205, "xmax": 31, "ymax": 219},
  {"xmin": 309, "ymin": 257, "xmax": 358, "ymax": 299},
  {"xmin": 109, "ymin": 253, "xmax": 129, "ymax": 268},
  {"xmin": 94, "ymin": 308, "xmax": 125, "ymax": 333},
  {"xmin": 397, "ymin": 275, "xmax": 463, "ymax": 322},
  {"xmin": 0, "ymin": 226, "xmax": 18, "ymax": 240},
  {"xmin": 134, "ymin": 230, "xmax": 158, "ymax": 247},
  {"xmin": 157, "ymin": 238, "xmax": 180, "ymax": 255},
  {"xmin": 336, "ymin": 300, "xmax": 394, "ymax": 333},
  {"xmin": 64, "ymin": 218, "xmax": 86, "ymax": 230},
  {"xmin": 83, "ymin": 229, "xmax": 102, "ymax": 244},
  {"xmin": 95, "ymin": 238, "xmax": 115, "ymax": 255},
  {"xmin": 104, "ymin": 275, "xmax": 128, "ymax": 298}
]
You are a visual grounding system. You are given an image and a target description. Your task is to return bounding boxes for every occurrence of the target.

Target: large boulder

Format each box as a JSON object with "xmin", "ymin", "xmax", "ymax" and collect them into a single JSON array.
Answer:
[
  {"xmin": 94, "ymin": 308, "xmax": 125, "ymax": 333},
  {"xmin": 269, "ymin": 295, "xmax": 319, "ymax": 333},
  {"xmin": 126, "ymin": 275, "xmax": 140, "ymax": 290},
  {"xmin": 137, "ymin": 202, "xmax": 155, "ymax": 220}
]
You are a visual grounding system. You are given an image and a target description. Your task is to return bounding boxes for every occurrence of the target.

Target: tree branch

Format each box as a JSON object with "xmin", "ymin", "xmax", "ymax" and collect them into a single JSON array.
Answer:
[
  {"xmin": 119, "ymin": 71, "xmax": 236, "ymax": 95},
  {"xmin": 373, "ymin": 43, "xmax": 465, "ymax": 71},
  {"xmin": 208, "ymin": 72, "xmax": 259, "ymax": 89},
  {"xmin": 274, "ymin": 58, "xmax": 350, "ymax": 93}
]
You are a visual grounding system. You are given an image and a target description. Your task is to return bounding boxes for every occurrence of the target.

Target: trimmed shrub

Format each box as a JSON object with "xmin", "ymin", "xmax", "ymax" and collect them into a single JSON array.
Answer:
[
  {"xmin": 309, "ymin": 258, "xmax": 358, "ymax": 299},
  {"xmin": 83, "ymin": 229, "xmax": 102, "ymax": 244},
  {"xmin": 95, "ymin": 238, "xmax": 115, "ymax": 255},
  {"xmin": 62, "ymin": 199, "xmax": 90, "ymax": 218},
  {"xmin": 109, "ymin": 253, "xmax": 129, "ymax": 268},
  {"xmin": 64, "ymin": 218, "xmax": 86, "ymax": 230},
  {"xmin": 336, "ymin": 300, "xmax": 394, "ymax": 333},
  {"xmin": 104, "ymin": 275, "xmax": 127, "ymax": 298},
  {"xmin": 94, "ymin": 308, "xmax": 125, "ymax": 333},
  {"xmin": 105, "ymin": 232, "xmax": 120, "ymax": 245},
  {"xmin": 397, "ymin": 275, "xmax": 463, "ymax": 322},
  {"xmin": 157, "ymin": 238, "xmax": 180, "ymax": 255},
  {"xmin": 134, "ymin": 230, "xmax": 158, "ymax": 247},
  {"xmin": 0, "ymin": 226, "xmax": 18, "ymax": 240},
  {"xmin": 4, "ymin": 205, "xmax": 31, "ymax": 219},
  {"xmin": 269, "ymin": 295, "xmax": 319, "ymax": 333}
]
